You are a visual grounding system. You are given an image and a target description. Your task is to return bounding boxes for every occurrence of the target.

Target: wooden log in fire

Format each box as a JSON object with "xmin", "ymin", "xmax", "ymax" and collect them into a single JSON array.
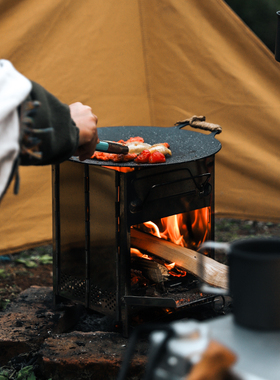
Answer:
[{"xmin": 130, "ymin": 229, "xmax": 228, "ymax": 289}]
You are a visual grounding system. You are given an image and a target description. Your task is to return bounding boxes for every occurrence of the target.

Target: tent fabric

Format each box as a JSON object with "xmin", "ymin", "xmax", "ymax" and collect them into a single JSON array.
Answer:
[{"xmin": 1, "ymin": 0, "xmax": 280, "ymax": 254}]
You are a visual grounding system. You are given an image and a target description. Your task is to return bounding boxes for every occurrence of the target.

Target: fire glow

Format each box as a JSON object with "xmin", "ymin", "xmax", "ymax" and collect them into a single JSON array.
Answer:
[
  {"xmin": 142, "ymin": 207, "xmax": 211, "ymax": 250},
  {"xmin": 131, "ymin": 207, "xmax": 211, "ymax": 278},
  {"xmin": 131, "ymin": 247, "xmax": 185, "ymax": 277}
]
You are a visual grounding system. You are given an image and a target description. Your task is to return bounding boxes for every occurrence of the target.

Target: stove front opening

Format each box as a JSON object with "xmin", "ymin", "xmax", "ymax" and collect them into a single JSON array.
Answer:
[{"xmin": 125, "ymin": 207, "xmax": 213, "ymax": 310}]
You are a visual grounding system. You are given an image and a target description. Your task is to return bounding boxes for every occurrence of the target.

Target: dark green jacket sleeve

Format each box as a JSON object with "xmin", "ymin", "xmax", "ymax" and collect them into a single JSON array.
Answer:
[{"xmin": 20, "ymin": 81, "xmax": 79, "ymax": 166}]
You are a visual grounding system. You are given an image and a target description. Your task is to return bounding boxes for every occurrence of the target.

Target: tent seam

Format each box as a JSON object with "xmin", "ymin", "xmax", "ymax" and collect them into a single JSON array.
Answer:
[{"xmin": 137, "ymin": 0, "xmax": 154, "ymax": 126}]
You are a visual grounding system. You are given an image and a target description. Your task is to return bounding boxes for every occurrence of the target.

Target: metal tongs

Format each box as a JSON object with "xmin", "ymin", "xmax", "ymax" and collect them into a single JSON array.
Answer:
[{"xmin": 95, "ymin": 141, "xmax": 129, "ymax": 154}]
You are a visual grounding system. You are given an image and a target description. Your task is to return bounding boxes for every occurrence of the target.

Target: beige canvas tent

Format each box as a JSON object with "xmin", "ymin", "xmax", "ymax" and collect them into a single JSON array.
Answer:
[{"xmin": 1, "ymin": 0, "xmax": 280, "ymax": 255}]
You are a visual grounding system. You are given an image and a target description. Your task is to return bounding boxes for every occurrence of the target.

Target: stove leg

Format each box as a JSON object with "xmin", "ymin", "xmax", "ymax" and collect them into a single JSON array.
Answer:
[
  {"xmin": 121, "ymin": 303, "xmax": 131, "ymax": 338},
  {"xmin": 53, "ymin": 293, "xmax": 68, "ymax": 308}
]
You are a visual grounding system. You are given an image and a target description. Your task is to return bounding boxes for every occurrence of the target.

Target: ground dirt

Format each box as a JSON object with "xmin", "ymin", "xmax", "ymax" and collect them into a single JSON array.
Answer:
[
  {"xmin": 1, "ymin": 218, "xmax": 280, "ymax": 311},
  {"xmin": 1, "ymin": 218, "xmax": 280, "ymax": 379},
  {"xmin": 0, "ymin": 245, "xmax": 53, "ymax": 310}
]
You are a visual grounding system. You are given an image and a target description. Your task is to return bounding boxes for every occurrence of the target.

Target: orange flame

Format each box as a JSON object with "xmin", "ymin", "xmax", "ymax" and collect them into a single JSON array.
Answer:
[
  {"xmin": 160, "ymin": 214, "xmax": 185, "ymax": 246},
  {"xmin": 131, "ymin": 247, "xmax": 152, "ymax": 260},
  {"xmin": 142, "ymin": 207, "xmax": 210, "ymax": 250},
  {"xmin": 104, "ymin": 166, "xmax": 135, "ymax": 173},
  {"xmin": 131, "ymin": 208, "xmax": 211, "ymax": 279},
  {"xmin": 164, "ymin": 262, "xmax": 176, "ymax": 271}
]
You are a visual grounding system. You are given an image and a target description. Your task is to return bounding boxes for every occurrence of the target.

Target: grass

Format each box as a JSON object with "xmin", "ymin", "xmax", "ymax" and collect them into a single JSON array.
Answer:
[
  {"xmin": 0, "ymin": 362, "xmax": 52, "ymax": 380},
  {"xmin": 0, "ymin": 245, "xmax": 53, "ymax": 312},
  {"xmin": 13, "ymin": 247, "xmax": 53, "ymax": 268},
  {"xmin": 215, "ymin": 218, "xmax": 280, "ymax": 242},
  {"xmin": 0, "ymin": 365, "xmax": 36, "ymax": 380}
]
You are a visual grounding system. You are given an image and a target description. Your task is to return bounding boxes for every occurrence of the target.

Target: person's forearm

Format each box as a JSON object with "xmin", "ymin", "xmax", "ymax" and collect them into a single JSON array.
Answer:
[{"xmin": 20, "ymin": 81, "xmax": 79, "ymax": 166}]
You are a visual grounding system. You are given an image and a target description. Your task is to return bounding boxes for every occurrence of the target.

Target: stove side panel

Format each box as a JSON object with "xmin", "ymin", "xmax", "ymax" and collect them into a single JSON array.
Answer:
[
  {"xmin": 88, "ymin": 166, "xmax": 119, "ymax": 316},
  {"xmin": 53, "ymin": 160, "xmax": 87, "ymax": 304}
]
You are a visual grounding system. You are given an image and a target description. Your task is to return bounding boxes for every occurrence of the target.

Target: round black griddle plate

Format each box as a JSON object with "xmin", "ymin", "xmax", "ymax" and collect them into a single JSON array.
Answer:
[{"xmin": 71, "ymin": 124, "xmax": 222, "ymax": 167}]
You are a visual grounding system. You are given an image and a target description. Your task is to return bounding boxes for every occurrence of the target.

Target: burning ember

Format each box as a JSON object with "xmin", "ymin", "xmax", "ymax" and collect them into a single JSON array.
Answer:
[
  {"xmin": 131, "ymin": 248, "xmax": 152, "ymax": 261},
  {"xmin": 130, "ymin": 247, "xmax": 186, "ymax": 278}
]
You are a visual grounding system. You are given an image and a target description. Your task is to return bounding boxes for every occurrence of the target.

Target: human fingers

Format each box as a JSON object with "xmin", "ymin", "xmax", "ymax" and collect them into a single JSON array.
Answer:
[
  {"xmin": 69, "ymin": 102, "xmax": 99, "ymax": 159},
  {"xmin": 74, "ymin": 127, "xmax": 99, "ymax": 160},
  {"xmin": 76, "ymin": 139, "xmax": 97, "ymax": 161}
]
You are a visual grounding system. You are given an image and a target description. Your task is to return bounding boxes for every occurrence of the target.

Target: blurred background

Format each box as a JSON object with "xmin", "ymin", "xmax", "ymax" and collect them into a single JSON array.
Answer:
[{"xmin": 225, "ymin": 0, "xmax": 280, "ymax": 52}]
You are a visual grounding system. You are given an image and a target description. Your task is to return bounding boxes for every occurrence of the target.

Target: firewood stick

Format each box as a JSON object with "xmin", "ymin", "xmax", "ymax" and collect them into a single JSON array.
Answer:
[{"xmin": 130, "ymin": 229, "xmax": 228, "ymax": 289}]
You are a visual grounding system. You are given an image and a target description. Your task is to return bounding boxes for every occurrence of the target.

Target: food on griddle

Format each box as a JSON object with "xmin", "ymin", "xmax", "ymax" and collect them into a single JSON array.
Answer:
[
  {"xmin": 126, "ymin": 142, "xmax": 152, "ymax": 154},
  {"xmin": 91, "ymin": 137, "xmax": 171, "ymax": 163},
  {"xmin": 110, "ymin": 153, "xmax": 138, "ymax": 162},
  {"xmin": 92, "ymin": 151, "xmax": 111, "ymax": 161},
  {"xmin": 148, "ymin": 143, "xmax": 171, "ymax": 156},
  {"xmin": 91, "ymin": 151, "xmax": 137, "ymax": 162},
  {"xmin": 134, "ymin": 149, "xmax": 151, "ymax": 163},
  {"xmin": 149, "ymin": 151, "xmax": 166, "ymax": 163},
  {"xmin": 134, "ymin": 149, "xmax": 167, "ymax": 163}
]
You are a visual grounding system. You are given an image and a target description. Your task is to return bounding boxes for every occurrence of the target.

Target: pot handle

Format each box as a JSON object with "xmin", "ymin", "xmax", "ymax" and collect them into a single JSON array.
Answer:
[
  {"xmin": 198, "ymin": 241, "xmax": 229, "ymax": 295},
  {"xmin": 174, "ymin": 115, "xmax": 222, "ymax": 134}
]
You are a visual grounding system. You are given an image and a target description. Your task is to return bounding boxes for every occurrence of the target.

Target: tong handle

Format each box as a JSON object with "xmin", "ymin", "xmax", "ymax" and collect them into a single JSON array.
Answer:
[{"xmin": 95, "ymin": 141, "xmax": 129, "ymax": 154}]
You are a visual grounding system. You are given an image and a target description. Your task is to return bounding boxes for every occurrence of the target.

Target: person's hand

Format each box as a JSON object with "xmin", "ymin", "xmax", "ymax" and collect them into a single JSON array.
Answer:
[{"xmin": 69, "ymin": 102, "xmax": 99, "ymax": 161}]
